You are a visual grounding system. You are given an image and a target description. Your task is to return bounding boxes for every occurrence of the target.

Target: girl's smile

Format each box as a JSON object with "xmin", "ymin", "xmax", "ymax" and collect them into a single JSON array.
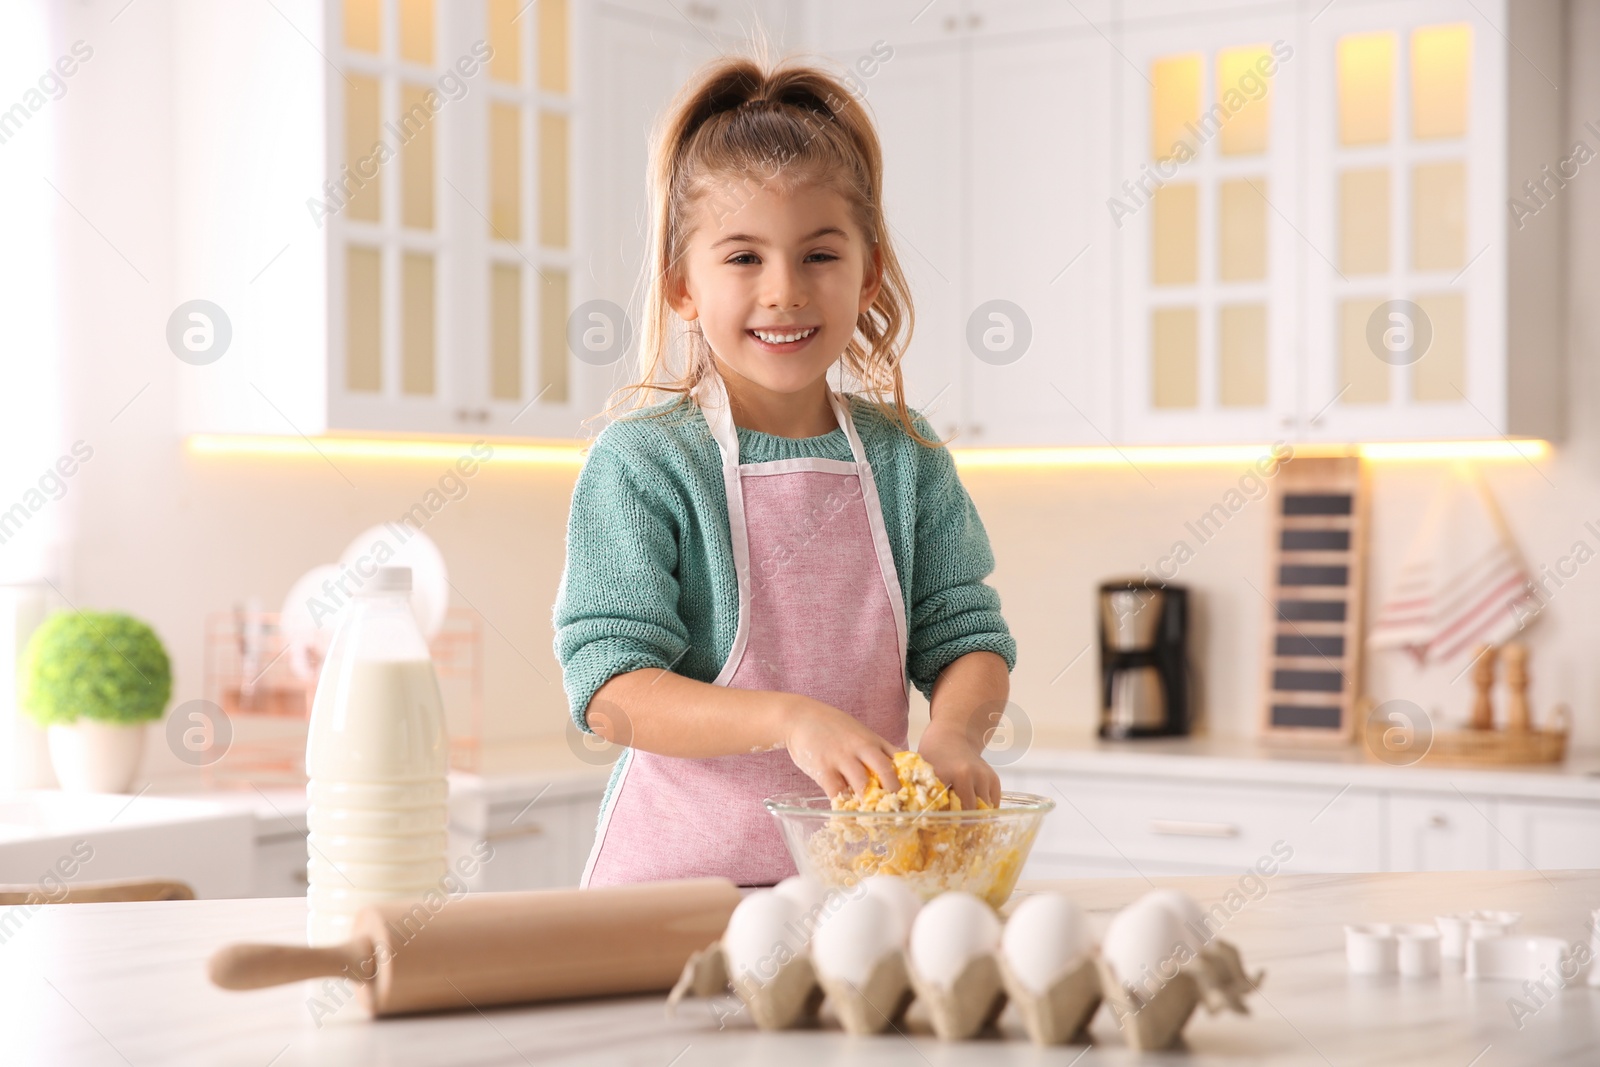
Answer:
[{"xmin": 746, "ymin": 325, "xmax": 820, "ymax": 352}]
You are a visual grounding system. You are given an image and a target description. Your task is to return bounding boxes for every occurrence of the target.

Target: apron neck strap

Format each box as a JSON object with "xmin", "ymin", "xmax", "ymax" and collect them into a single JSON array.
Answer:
[{"xmin": 693, "ymin": 365, "xmax": 868, "ymax": 467}]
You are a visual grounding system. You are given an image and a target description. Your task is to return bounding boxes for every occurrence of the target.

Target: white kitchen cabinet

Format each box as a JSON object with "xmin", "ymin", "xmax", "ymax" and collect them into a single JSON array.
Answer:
[
  {"xmin": 174, "ymin": 0, "xmax": 624, "ymax": 440},
  {"xmin": 809, "ymin": 0, "xmax": 1113, "ymax": 48},
  {"xmin": 1006, "ymin": 749, "xmax": 1600, "ymax": 876},
  {"xmin": 963, "ymin": 0, "xmax": 1112, "ymax": 38},
  {"xmin": 245, "ymin": 775, "xmax": 604, "ymax": 896},
  {"xmin": 253, "ymin": 828, "xmax": 310, "ymax": 898},
  {"xmin": 1298, "ymin": 0, "xmax": 1565, "ymax": 443},
  {"xmin": 962, "ymin": 33, "xmax": 1115, "ymax": 446},
  {"xmin": 179, "ymin": 0, "xmax": 1566, "ymax": 446},
  {"xmin": 453, "ymin": 810, "xmax": 573, "ymax": 891},
  {"xmin": 843, "ymin": 41, "xmax": 965, "ymax": 437},
  {"xmin": 813, "ymin": 5, "xmax": 1117, "ymax": 445},
  {"xmin": 450, "ymin": 782, "xmax": 604, "ymax": 891},
  {"xmin": 806, "ymin": 0, "xmax": 964, "ymax": 50},
  {"xmin": 174, "ymin": 0, "xmax": 808, "ymax": 442},
  {"xmin": 599, "ymin": 0, "xmax": 793, "ymax": 34},
  {"xmin": 1114, "ymin": 8, "xmax": 1303, "ymax": 444},
  {"xmin": 1383, "ymin": 791, "xmax": 1496, "ymax": 871},
  {"xmin": 816, "ymin": 0, "xmax": 1563, "ymax": 447},
  {"xmin": 586, "ymin": 4, "xmax": 725, "ymax": 424},
  {"xmin": 585, "ymin": 2, "xmax": 822, "ymax": 433},
  {"xmin": 1494, "ymin": 799, "xmax": 1600, "ymax": 871},
  {"xmin": 1009, "ymin": 767, "xmax": 1380, "ymax": 876},
  {"xmin": 1113, "ymin": 0, "xmax": 1565, "ymax": 444}
]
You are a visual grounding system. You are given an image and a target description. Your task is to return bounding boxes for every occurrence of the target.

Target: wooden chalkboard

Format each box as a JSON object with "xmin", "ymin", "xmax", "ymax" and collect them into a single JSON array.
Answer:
[{"xmin": 1259, "ymin": 456, "xmax": 1368, "ymax": 744}]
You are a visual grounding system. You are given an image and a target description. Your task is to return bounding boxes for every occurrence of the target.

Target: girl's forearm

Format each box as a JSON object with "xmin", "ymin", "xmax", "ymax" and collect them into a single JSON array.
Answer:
[
  {"xmin": 587, "ymin": 667, "xmax": 798, "ymax": 758},
  {"xmin": 925, "ymin": 650, "xmax": 1010, "ymax": 747}
]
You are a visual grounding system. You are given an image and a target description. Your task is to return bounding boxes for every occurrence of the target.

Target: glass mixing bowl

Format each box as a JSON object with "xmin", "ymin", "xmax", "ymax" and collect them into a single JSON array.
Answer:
[{"xmin": 763, "ymin": 791, "xmax": 1054, "ymax": 908}]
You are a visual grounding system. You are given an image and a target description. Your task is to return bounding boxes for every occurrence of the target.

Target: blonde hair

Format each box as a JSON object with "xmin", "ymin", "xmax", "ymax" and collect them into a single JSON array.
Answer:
[{"xmin": 593, "ymin": 43, "xmax": 941, "ymax": 449}]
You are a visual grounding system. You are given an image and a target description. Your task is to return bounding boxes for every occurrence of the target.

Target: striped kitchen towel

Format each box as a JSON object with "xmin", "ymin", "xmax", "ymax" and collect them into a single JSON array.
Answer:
[{"xmin": 1367, "ymin": 464, "xmax": 1536, "ymax": 664}]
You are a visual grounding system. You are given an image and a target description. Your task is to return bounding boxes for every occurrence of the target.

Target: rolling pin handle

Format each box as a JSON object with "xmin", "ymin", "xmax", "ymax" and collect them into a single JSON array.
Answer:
[{"xmin": 208, "ymin": 937, "xmax": 377, "ymax": 990}]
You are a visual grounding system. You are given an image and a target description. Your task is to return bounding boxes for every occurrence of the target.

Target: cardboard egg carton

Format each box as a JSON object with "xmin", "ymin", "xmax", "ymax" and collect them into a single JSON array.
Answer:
[
  {"xmin": 1095, "ymin": 939, "xmax": 1263, "ymax": 1051},
  {"xmin": 667, "ymin": 934, "xmax": 1260, "ymax": 1048}
]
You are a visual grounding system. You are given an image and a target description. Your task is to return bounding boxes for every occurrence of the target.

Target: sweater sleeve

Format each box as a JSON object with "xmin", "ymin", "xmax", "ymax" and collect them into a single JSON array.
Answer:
[
  {"xmin": 904, "ymin": 414, "xmax": 1018, "ymax": 701},
  {"xmin": 552, "ymin": 431, "xmax": 690, "ymax": 732}
]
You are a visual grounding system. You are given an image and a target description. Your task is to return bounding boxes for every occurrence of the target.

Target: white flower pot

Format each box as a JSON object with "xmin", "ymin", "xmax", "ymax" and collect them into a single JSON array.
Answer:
[{"xmin": 46, "ymin": 720, "xmax": 148, "ymax": 793}]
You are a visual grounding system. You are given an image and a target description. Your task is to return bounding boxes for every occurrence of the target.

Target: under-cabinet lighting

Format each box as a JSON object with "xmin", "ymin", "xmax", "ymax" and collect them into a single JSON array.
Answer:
[
  {"xmin": 186, "ymin": 434, "xmax": 586, "ymax": 466},
  {"xmin": 950, "ymin": 439, "xmax": 1550, "ymax": 468},
  {"xmin": 186, "ymin": 434, "xmax": 1550, "ymax": 468}
]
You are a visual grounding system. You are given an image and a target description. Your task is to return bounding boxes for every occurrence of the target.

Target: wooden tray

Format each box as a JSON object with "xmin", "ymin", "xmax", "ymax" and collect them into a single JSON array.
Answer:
[{"xmin": 1417, "ymin": 726, "xmax": 1568, "ymax": 767}]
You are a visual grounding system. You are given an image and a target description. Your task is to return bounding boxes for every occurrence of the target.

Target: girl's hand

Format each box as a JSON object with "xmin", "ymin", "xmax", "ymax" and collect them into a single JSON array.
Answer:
[
  {"xmin": 781, "ymin": 696, "xmax": 900, "ymax": 801},
  {"xmin": 916, "ymin": 722, "xmax": 1001, "ymax": 810}
]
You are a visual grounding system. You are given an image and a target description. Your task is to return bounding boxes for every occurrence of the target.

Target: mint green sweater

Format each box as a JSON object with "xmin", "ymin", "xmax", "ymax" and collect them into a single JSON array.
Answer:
[{"xmin": 552, "ymin": 393, "xmax": 1017, "ymax": 753}]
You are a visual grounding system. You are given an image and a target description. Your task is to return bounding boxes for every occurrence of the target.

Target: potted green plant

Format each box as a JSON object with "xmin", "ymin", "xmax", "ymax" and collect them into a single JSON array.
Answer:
[{"xmin": 19, "ymin": 611, "xmax": 173, "ymax": 793}]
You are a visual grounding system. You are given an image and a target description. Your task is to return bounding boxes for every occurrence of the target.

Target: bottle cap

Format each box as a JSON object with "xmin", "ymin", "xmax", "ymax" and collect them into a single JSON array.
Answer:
[{"xmin": 364, "ymin": 566, "xmax": 413, "ymax": 594}]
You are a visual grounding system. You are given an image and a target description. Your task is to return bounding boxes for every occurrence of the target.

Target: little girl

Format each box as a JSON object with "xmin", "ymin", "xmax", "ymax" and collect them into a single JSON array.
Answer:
[{"xmin": 554, "ymin": 53, "xmax": 1017, "ymax": 889}]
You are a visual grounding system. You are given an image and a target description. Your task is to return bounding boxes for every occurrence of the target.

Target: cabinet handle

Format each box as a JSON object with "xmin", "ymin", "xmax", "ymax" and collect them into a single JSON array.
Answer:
[
  {"xmin": 1149, "ymin": 819, "xmax": 1240, "ymax": 838},
  {"xmin": 944, "ymin": 15, "xmax": 959, "ymax": 31},
  {"xmin": 1279, "ymin": 415, "xmax": 1297, "ymax": 428},
  {"xmin": 967, "ymin": 13, "xmax": 983, "ymax": 28},
  {"xmin": 482, "ymin": 823, "xmax": 545, "ymax": 841},
  {"xmin": 292, "ymin": 867, "xmax": 308, "ymax": 886},
  {"xmin": 1427, "ymin": 813, "xmax": 1449, "ymax": 829}
]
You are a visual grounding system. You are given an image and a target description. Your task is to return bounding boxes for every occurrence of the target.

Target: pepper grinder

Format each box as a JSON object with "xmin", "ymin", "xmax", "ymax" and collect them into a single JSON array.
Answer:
[
  {"xmin": 1469, "ymin": 644, "xmax": 1497, "ymax": 731},
  {"xmin": 1501, "ymin": 642, "xmax": 1531, "ymax": 733}
]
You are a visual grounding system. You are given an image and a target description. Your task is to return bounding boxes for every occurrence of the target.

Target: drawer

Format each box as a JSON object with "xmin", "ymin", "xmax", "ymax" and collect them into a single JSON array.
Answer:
[
  {"xmin": 470, "ymin": 801, "xmax": 574, "ymax": 891},
  {"xmin": 1020, "ymin": 852, "xmax": 1236, "ymax": 883},
  {"xmin": 1384, "ymin": 793, "xmax": 1495, "ymax": 871},
  {"xmin": 252, "ymin": 833, "xmax": 308, "ymax": 898},
  {"xmin": 1015, "ymin": 771, "xmax": 1380, "ymax": 873},
  {"xmin": 808, "ymin": 0, "xmax": 960, "ymax": 50},
  {"xmin": 1496, "ymin": 799, "xmax": 1600, "ymax": 870}
]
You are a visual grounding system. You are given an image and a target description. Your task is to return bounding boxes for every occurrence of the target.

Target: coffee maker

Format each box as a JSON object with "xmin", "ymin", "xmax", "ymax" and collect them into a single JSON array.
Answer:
[{"xmin": 1098, "ymin": 579, "xmax": 1190, "ymax": 739}]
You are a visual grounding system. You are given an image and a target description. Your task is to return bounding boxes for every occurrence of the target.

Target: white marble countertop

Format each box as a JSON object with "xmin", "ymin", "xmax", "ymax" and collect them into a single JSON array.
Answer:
[
  {"xmin": 5, "ymin": 869, "xmax": 1597, "ymax": 1065},
  {"xmin": 1009, "ymin": 735, "xmax": 1600, "ymax": 801}
]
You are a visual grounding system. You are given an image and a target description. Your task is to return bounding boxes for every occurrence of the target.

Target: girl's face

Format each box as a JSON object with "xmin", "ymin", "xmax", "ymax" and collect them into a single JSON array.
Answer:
[{"xmin": 669, "ymin": 180, "xmax": 882, "ymax": 408}]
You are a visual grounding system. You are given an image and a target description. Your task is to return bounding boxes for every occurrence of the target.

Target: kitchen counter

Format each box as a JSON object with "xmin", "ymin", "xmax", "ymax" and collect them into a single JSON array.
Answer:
[
  {"xmin": 138, "ymin": 768, "xmax": 610, "ymax": 896},
  {"xmin": 148, "ymin": 767, "xmax": 610, "ymax": 838},
  {"xmin": 7, "ymin": 870, "xmax": 1597, "ymax": 1065},
  {"xmin": 1010, "ymin": 735, "xmax": 1600, "ymax": 802}
]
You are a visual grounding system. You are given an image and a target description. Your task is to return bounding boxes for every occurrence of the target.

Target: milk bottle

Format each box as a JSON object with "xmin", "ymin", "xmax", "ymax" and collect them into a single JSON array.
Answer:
[{"xmin": 305, "ymin": 566, "xmax": 448, "ymax": 945}]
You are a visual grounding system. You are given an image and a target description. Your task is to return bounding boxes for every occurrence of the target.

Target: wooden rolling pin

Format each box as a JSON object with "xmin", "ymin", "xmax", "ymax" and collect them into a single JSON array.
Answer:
[{"xmin": 209, "ymin": 878, "xmax": 739, "ymax": 1017}]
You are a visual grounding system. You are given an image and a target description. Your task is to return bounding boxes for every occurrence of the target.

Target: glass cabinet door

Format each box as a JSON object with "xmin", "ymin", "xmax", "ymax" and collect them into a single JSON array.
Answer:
[
  {"xmin": 330, "ymin": 0, "xmax": 448, "ymax": 431},
  {"xmin": 1117, "ymin": 12, "xmax": 1302, "ymax": 444},
  {"xmin": 327, "ymin": 0, "xmax": 575, "ymax": 435},
  {"xmin": 1301, "ymin": 0, "xmax": 1499, "ymax": 442}
]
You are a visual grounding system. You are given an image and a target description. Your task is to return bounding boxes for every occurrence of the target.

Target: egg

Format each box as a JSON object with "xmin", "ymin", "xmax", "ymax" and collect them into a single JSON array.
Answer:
[
  {"xmin": 1101, "ymin": 900, "xmax": 1188, "ymax": 992},
  {"xmin": 909, "ymin": 891, "xmax": 1003, "ymax": 989},
  {"xmin": 1000, "ymin": 892, "xmax": 1093, "ymax": 996},
  {"xmin": 722, "ymin": 890, "xmax": 807, "ymax": 986},
  {"xmin": 1136, "ymin": 888, "xmax": 1210, "ymax": 953},
  {"xmin": 774, "ymin": 874, "xmax": 827, "ymax": 911},
  {"xmin": 813, "ymin": 891, "xmax": 899, "ymax": 985},
  {"xmin": 861, "ymin": 875, "xmax": 922, "ymax": 943}
]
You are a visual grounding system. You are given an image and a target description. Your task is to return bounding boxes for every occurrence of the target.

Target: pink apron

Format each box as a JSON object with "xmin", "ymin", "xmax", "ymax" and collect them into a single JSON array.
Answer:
[{"xmin": 581, "ymin": 369, "xmax": 911, "ymax": 887}]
